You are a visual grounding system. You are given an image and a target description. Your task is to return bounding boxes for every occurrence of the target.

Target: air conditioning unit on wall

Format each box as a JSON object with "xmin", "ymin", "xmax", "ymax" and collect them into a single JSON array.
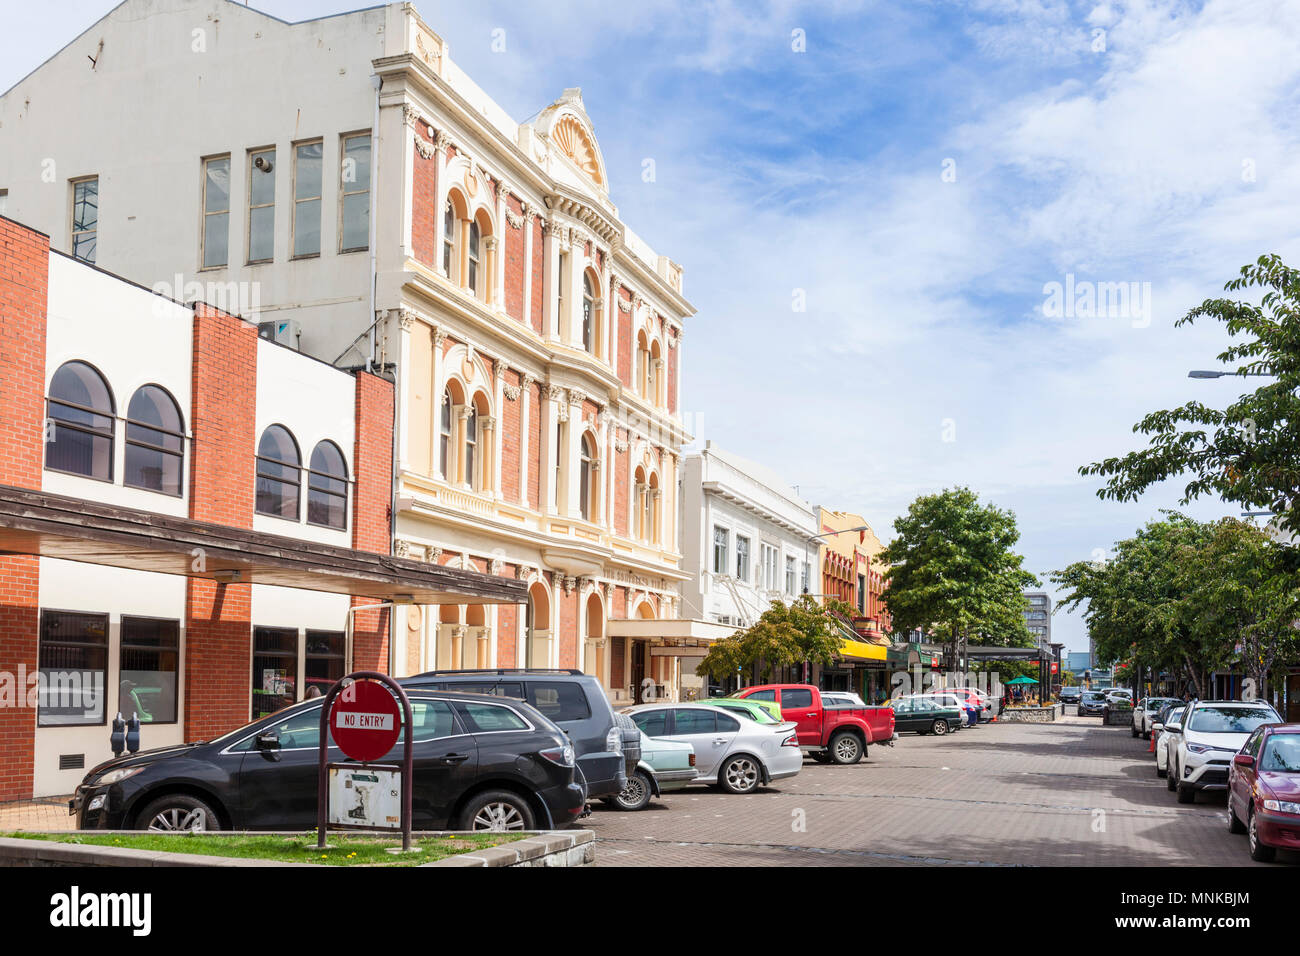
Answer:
[{"xmin": 258, "ymin": 318, "xmax": 301, "ymax": 349}]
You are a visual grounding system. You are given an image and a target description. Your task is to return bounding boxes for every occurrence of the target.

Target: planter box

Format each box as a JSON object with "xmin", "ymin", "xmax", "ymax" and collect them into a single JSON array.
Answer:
[
  {"xmin": 0, "ymin": 830, "xmax": 594, "ymax": 868},
  {"xmin": 998, "ymin": 706, "xmax": 1056, "ymax": 723},
  {"xmin": 1103, "ymin": 708, "xmax": 1133, "ymax": 726}
]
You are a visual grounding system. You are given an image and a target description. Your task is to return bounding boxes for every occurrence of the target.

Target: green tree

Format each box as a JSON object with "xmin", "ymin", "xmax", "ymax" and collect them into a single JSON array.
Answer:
[
  {"xmin": 1081, "ymin": 255, "xmax": 1300, "ymax": 537},
  {"xmin": 696, "ymin": 595, "xmax": 846, "ymax": 685},
  {"xmin": 880, "ymin": 487, "xmax": 1039, "ymax": 667}
]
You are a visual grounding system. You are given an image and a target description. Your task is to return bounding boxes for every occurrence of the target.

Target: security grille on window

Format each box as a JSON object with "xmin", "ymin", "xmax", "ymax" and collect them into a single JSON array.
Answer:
[
  {"xmin": 340, "ymin": 133, "xmax": 371, "ymax": 253},
  {"xmin": 45, "ymin": 360, "xmax": 115, "ymax": 481},
  {"xmin": 293, "ymin": 141, "xmax": 323, "ymax": 258},
  {"xmin": 38, "ymin": 610, "xmax": 108, "ymax": 727},
  {"xmin": 119, "ymin": 617, "xmax": 179, "ymax": 724},
  {"xmin": 71, "ymin": 177, "xmax": 98, "ymax": 264},
  {"xmin": 124, "ymin": 384, "xmax": 184, "ymax": 496},
  {"xmin": 201, "ymin": 156, "xmax": 230, "ymax": 268},
  {"xmin": 247, "ymin": 148, "xmax": 275, "ymax": 263}
]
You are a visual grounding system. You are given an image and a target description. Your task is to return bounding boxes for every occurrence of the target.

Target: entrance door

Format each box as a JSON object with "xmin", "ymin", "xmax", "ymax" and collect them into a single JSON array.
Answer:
[{"xmin": 632, "ymin": 641, "xmax": 646, "ymax": 703}]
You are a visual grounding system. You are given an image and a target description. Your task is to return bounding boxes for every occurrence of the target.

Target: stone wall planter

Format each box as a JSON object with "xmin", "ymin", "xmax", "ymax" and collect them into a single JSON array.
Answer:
[
  {"xmin": 997, "ymin": 706, "xmax": 1056, "ymax": 723},
  {"xmin": 0, "ymin": 830, "xmax": 594, "ymax": 868}
]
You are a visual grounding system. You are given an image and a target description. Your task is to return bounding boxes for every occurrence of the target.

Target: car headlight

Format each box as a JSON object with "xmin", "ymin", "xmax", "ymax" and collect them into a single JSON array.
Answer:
[
  {"xmin": 1263, "ymin": 799, "xmax": 1300, "ymax": 815},
  {"xmin": 1185, "ymin": 743, "xmax": 1213, "ymax": 754},
  {"xmin": 93, "ymin": 767, "xmax": 145, "ymax": 785}
]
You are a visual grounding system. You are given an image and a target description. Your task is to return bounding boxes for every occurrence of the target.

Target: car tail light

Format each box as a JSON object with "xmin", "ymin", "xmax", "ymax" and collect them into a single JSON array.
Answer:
[
  {"xmin": 539, "ymin": 745, "xmax": 575, "ymax": 767},
  {"xmin": 689, "ymin": 753, "xmax": 696, "ymax": 767},
  {"xmin": 606, "ymin": 726, "xmax": 623, "ymax": 754},
  {"xmin": 782, "ymin": 734, "xmax": 799, "ymax": 748}
]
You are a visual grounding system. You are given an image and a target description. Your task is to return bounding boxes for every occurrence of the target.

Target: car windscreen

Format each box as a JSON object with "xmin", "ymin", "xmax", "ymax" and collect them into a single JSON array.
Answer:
[
  {"xmin": 527, "ymin": 682, "xmax": 592, "ymax": 723},
  {"xmin": 1260, "ymin": 735, "xmax": 1300, "ymax": 772},
  {"xmin": 1187, "ymin": 705, "xmax": 1278, "ymax": 734}
]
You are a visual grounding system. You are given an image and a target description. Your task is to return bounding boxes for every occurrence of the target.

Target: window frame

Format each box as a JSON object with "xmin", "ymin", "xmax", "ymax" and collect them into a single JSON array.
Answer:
[
  {"xmin": 37, "ymin": 608, "xmax": 110, "ymax": 727},
  {"xmin": 123, "ymin": 383, "xmax": 185, "ymax": 498},
  {"xmin": 70, "ymin": 176, "xmax": 99, "ymax": 264},
  {"xmin": 118, "ymin": 615, "xmax": 181, "ymax": 726},
  {"xmin": 246, "ymin": 147, "xmax": 276, "ymax": 265},
  {"xmin": 339, "ymin": 131, "xmax": 372, "ymax": 254},
  {"xmin": 254, "ymin": 424, "xmax": 302, "ymax": 521},
  {"xmin": 305, "ymin": 439, "xmax": 349, "ymax": 530},
  {"xmin": 44, "ymin": 360, "xmax": 116, "ymax": 483},
  {"xmin": 712, "ymin": 525, "xmax": 729, "ymax": 575},
  {"xmin": 291, "ymin": 139, "xmax": 324, "ymax": 260},
  {"xmin": 735, "ymin": 535, "xmax": 751, "ymax": 581},
  {"xmin": 200, "ymin": 155, "xmax": 231, "ymax": 270}
]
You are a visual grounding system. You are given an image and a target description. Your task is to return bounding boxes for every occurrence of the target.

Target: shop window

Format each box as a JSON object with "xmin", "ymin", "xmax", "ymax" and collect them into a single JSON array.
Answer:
[
  {"xmin": 119, "ymin": 616, "xmax": 179, "ymax": 724},
  {"xmin": 304, "ymin": 630, "xmax": 345, "ymax": 698},
  {"xmin": 37, "ymin": 610, "xmax": 108, "ymax": 726},
  {"xmin": 252, "ymin": 626, "xmax": 297, "ymax": 720}
]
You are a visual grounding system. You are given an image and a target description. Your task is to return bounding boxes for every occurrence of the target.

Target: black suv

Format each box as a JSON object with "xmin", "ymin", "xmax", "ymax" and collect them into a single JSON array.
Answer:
[{"xmin": 401, "ymin": 669, "xmax": 640, "ymax": 799}]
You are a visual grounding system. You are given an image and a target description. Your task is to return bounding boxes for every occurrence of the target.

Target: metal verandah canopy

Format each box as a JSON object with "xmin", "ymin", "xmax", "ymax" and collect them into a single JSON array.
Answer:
[{"xmin": 0, "ymin": 483, "xmax": 526, "ymax": 606}]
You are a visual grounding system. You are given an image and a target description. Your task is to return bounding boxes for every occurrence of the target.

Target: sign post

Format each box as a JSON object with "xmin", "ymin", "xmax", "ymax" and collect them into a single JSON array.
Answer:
[{"xmin": 316, "ymin": 671, "xmax": 415, "ymax": 852}]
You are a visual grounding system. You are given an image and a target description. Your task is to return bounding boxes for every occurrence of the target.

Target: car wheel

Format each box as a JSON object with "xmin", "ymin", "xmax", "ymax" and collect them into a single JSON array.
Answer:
[
  {"xmin": 932, "ymin": 719, "xmax": 949, "ymax": 736},
  {"xmin": 1156, "ymin": 760, "xmax": 1167, "ymax": 779},
  {"xmin": 1248, "ymin": 808, "xmax": 1277, "ymax": 863},
  {"xmin": 829, "ymin": 732, "xmax": 863, "ymax": 765},
  {"xmin": 718, "ymin": 754, "xmax": 761, "ymax": 794},
  {"xmin": 613, "ymin": 770, "xmax": 653, "ymax": 812},
  {"xmin": 136, "ymin": 794, "xmax": 221, "ymax": 832},
  {"xmin": 1176, "ymin": 780, "xmax": 1195, "ymax": 804},
  {"xmin": 1131, "ymin": 725, "xmax": 1139, "ymax": 738},
  {"xmin": 1167, "ymin": 759, "xmax": 1178, "ymax": 791},
  {"xmin": 459, "ymin": 790, "xmax": 535, "ymax": 832},
  {"xmin": 1228, "ymin": 800, "xmax": 1246, "ymax": 834}
]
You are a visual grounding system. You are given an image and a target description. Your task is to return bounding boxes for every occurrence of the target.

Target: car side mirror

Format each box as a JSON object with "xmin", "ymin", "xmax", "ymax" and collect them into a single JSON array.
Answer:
[
  {"xmin": 1151, "ymin": 723, "xmax": 1163, "ymax": 732},
  {"xmin": 1233, "ymin": 754, "xmax": 1255, "ymax": 768},
  {"xmin": 255, "ymin": 732, "xmax": 281, "ymax": 751},
  {"xmin": 1166, "ymin": 723, "xmax": 1182, "ymax": 734}
]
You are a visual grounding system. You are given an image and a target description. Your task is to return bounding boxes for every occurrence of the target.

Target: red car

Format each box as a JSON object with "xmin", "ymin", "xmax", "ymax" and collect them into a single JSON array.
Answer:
[
  {"xmin": 734, "ymin": 684, "xmax": 895, "ymax": 765},
  {"xmin": 1227, "ymin": 723, "xmax": 1300, "ymax": 862}
]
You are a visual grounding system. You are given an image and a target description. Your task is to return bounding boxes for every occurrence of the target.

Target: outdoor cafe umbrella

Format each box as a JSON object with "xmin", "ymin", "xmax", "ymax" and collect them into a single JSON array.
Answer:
[{"xmin": 1006, "ymin": 676, "xmax": 1038, "ymax": 685}]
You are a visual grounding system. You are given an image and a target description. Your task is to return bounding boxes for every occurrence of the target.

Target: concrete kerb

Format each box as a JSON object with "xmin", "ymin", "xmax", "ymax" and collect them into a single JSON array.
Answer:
[{"xmin": 0, "ymin": 829, "xmax": 595, "ymax": 867}]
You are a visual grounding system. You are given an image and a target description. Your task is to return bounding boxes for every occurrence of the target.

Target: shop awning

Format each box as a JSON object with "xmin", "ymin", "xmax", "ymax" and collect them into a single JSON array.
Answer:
[
  {"xmin": 0, "ymin": 482, "xmax": 526, "ymax": 606},
  {"xmin": 838, "ymin": 638, "xmax": 889, "ymax": 661},
  {"xmin": 606, "ymin": 618, "xmax": 738, "ymax": 643}
]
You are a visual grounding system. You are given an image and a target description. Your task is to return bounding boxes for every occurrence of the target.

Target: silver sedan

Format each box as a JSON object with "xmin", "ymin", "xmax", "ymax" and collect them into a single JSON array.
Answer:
[{"xmin": 621, "ymin": 702, "xmax": 803, "ymax": 795}]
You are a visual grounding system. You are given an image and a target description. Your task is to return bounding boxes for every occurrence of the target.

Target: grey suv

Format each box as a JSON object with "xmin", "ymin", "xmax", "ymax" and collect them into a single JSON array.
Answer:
[{"xmin": 401, "ymin": 669, "xmax": 641, "ymax": 800}]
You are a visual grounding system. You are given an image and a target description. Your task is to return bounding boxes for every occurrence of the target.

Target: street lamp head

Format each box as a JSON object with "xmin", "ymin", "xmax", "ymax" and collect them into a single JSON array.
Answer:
[{"xmin": 1187, "ymin": 370, "xmax": 1224, "ymax": 379}]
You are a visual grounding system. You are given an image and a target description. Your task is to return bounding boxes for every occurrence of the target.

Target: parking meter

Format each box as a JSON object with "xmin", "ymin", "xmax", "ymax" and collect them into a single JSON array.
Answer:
[
  {"xmin": 126, "ymin": 713, "xmax": 141, "ymax": 754},
  {"xmin": 110, "ymin": 712, "xmax": 126, "ymax": 757}
]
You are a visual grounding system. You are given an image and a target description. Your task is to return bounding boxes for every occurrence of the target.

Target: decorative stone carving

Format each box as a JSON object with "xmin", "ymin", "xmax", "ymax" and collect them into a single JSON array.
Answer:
[
  {"xmin": 545, "ymin": 383, "xmax": 567, "ymax": 403},
  {"xmin": 402, "ymin": 105, "xmax": 421, "ymax": 129},
  {"xmin": 482, "ymin": 415, "xmax": 497, "ymax": 431},
  {"xmin": 483, "ymin": 235, "xmax": 499, "ymax": 252},
  {"xmin": 614, "ymin": 438, "xmax": 629, "ymax": 453},
  {"xmin": 503, "ymin": 383, "xmax": 522, "ymax": 401},
  {"xmin": 426, "ymin": 546, "xmax": 443, "ymax": 563},
  {"xmin": 432, "ymin": 326, "xmax": 448, "ymax": 348},
  {"xmin": 489, "ymin": 558, "xmax": 503, "ymax": 575},
  {"xmin": 617, "ymin": 297, "xmax": 632, "ymax": 314},
  {"xmin": 415, "ymin": 29, "xmax": 441, "ymax": 69},
  {"xmin": 504, "ymin": 207, "xmax": 524, "ymax": 229},
  {"xmin": 415, "ymin": 135, "xmax": 435, "ymax": 160},
  {"xmin": 395, "ymin": 539, "xmax": 411, "ymax": 558},
  {"xmin": 568, "ymin": 387, "xmax": 588, "ymax": 408},
  {"xmin": 551, "ymin": 115, "xmax": 603, "ymax": 187},
  {"xmin": 562, "ymin": 575, "xmax": 577, "ymax": 595},
  {"xmin": 398, "ymin": 310, "xmax": 415, "ymax": 332},
  {"xmin": 433, "ymin": 129, "xmax": 449, "ymax": 152},
  {"xmin": 521, "ymin": 374, "xmax": 537, "ymax": 391}
]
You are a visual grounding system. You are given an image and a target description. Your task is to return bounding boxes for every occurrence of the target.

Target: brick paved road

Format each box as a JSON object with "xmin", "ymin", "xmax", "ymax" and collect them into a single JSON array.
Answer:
[{"xmin": 588, "ymin": 715, "xmax": 1300, "ymax": 866}]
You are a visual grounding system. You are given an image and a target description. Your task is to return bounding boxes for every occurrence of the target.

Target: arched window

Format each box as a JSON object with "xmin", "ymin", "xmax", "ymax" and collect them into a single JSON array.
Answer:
[
  {"xmin": 467, "ymin": 220, "xmax": 481, "ymax": 295},
  {"xmin": 439, "ymin": 388, "xmax": 453, "ymax": 478},
  {"xmin": 579, "ymin": 433, "xmax": 596, "ymax": 521},
  {"xmin": 255, "ymin": 424, "xmax": 300, "ymax": 519},
  {"xmin": 442, "ymin": 201, "xmax": 456, "ymax": 277},
  {"xmin": 464, "ymin": 403, "xmax": 479, "ymax": 488},
  {"xmin": 307, "ymin": 440, "xmax": 348, "ymax": 529},
  {"xmin": 46, "ymin": 361, "xmax": 115, "ymax": 480},
  {"xmin": 124, "ymin": 384, "xmax": 184, "ymax": 496},
  {"xmin": 582, "ymin": 274, "xmax": 595, "ymax": 354},
  {"xmin": 649, "ymin": 340, "xmax": 662, "ymax": 405}
]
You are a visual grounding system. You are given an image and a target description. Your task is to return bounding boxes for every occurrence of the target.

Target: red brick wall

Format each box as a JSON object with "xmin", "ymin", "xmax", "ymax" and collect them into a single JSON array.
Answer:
[
  {"xmin": 529, "ymin": 219, "xmax": 545, "ymax": 335},
  {"xmin": 616, "ymin": 287, "xmax": 633, "ymax": 385},
  {"xmin": 504, "ymin": 196, "xmax": 525, "ymax": 322},
  {"xmin": 528, "ymin": 380, "xmax": 542, "ymax": 508},
  {"xmin": 351, "ymin": 371, "xmax": 395, "ymax": 672},
  {"xmin": 496, "ymin": 562, "xmax": 518, "ymax": 667},
  {"xmin": 614, "ymin": 435, "xmax": 629, "ymax": 537},
  {"xmin": 501, "ymin": 369, "xmax": 522, "ymax": 503},
  {"xmin": 0, "ymin": 219, "xmax": 48, "ymax": 800},
  {"xmin": 185, "ymin": 304, "xmax": 257, "ymax": 740},
  {"xmin": 412, "ymin": 122, "xmax": 438, "ymax": 269}
]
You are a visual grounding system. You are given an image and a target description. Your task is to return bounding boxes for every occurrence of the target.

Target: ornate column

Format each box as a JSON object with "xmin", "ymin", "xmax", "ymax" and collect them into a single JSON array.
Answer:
[
  {"xmin": 494, "ymin": 182, "xmax": 509, "ymax": 311},
  {"xmin": 477, "ymin": 626, "xmax": 492, "ymax": 668},
  {"xmin": 395, "ymin": 309, "xmax": 415, "ymax": 473},
  {"xmin": 481, "ymin": 415, "xmax": 497, "ymax": 496},
  {"xmin": 456, "ymin": 404, "xmax": 472, "ymax": 486},
  {"xmin": 431, "ymin": 326, "xmax": 447, "ymax": 479},
  {"xmin": 522, "ymin": 206, "xmax": 538, "ymax": 329},
  {"xmin": 542, "ymin": 221, "xmax": 559, "ymax": 342},
  {"xmin": 541, "ymin": 383, "xmax": 564, "ymax": 514},
  {"xmin": 519, "ymin": 374, "xmax": 535, "ymax": 508},
  {"xmin": 484, "ymin": 236, "xmax": 500, "ymax": 308},
  {"xmin": 492, "ymin": 362, "xmax": 506, "ymax": 498},
  {"xmin": 452, "ymin": 624, "xmax": 467, "ymax": 669},
  {"xmin": 400, "ymin": 105, "xmax": 419, "ymax": 258}
]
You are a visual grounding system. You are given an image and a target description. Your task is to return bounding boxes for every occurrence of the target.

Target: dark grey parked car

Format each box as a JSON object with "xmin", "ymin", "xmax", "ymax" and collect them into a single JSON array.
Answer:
[
  {"xmin": 401, "ymin": 669, "xmax": 640, "ymax": 800},
  {"xmin": 1078, "ymin": 690, "xmax": 1108, "ymax": 717}
]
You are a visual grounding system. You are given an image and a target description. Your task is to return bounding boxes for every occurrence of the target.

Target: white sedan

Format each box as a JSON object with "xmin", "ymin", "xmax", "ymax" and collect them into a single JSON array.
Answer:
[
  {"xmin": 621, "ymin": 702, "xmax": 803, "ymax": 794},
  {"xmin": 1154, "ymin": 704, "xmax": 1186, "ymax": 778}
]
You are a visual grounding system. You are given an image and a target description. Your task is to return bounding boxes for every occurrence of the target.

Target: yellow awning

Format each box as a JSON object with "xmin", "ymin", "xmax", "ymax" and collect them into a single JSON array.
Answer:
[{"xmin": 838, "ymin": 638, "xmax": 888, "ymax": 661}]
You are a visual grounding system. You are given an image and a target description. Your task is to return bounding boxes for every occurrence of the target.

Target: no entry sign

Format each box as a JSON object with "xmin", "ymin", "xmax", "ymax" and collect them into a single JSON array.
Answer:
[{"xmin": 330, "ymin": 680, "xmax": 401, "ymax": 762}]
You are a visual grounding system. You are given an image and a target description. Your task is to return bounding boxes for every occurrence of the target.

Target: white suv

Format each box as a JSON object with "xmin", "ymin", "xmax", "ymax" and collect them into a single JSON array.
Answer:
[{"xmin": 1168, "ymin": 700, "xmax": 1281, "ymax": 804}]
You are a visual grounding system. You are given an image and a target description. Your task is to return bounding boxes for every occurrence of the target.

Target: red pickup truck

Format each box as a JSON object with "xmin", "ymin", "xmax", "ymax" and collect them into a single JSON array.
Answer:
[{"xmin": 734, "ymin": 684, "xmax": 895, "ymax": 764}]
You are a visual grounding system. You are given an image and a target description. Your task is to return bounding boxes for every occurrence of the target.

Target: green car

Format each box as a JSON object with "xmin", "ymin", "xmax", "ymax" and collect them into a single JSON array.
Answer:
[
  {"xmin": 605, "ymin": 732, "xmax": 698, "ymax": 811},
  {"xmin": 890, "ymin": 696, "xmax": 964, "ymax": 736},
  {"xmin": 704, "ymin": 696, "xmax": 784, "ymax": 724}
]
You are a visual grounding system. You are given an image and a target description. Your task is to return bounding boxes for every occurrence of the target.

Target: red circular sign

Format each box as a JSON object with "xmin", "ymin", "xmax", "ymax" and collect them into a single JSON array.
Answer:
[{"xmin": 329, "ymin": 681, "xmax": 401, "ymax": 762}]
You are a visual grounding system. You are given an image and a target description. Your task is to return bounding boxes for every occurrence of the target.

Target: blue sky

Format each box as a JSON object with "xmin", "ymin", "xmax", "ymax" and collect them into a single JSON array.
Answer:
[{"xmin": 8, "ymin": 0, "xmax": 1300, "ymax": 653}]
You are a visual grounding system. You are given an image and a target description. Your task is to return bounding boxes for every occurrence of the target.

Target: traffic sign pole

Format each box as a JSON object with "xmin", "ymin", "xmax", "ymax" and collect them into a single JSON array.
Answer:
[{"xmin": 316, "ymin": 671, "xmax": 415, "ymax": 852}]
